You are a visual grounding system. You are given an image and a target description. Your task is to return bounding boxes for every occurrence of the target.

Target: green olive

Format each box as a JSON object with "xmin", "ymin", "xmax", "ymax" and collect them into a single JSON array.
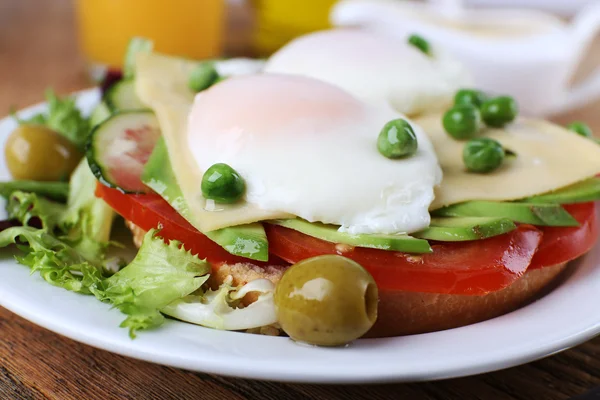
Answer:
[
  {"xmin": 274, "ymin": 255, "xmax": 378, "ymax": 347},
  {"xmin": 188, "ymin": 63, "xmax": 219, "ymax": 92},
  {"xmin": 567, "ymin": 122, "xmax": 593, "ymax": 138},
  {"xmin": 407, "ymin": 34, "xmax": 431, "ymax": 56},
  {"xmin": 201, "ymin": 163, "xmax": 245, "ymax": 203},
  {"xmin": 442, "ymin": 105, "xmax": 482, "ymax": 140},
  {"xmin": 463, "ymin": 137, "xmax": 505, "ymax": 173},
  {"xmin": 5, "ymin": 125, "xmax": 82, "ymax": 181},
  {"xmin": 377, "ymin": 119, "xmax": 418, "ymax": 159},
  {"xmin": 454, "ymin": 89, "xmax": 488, "ymax": 108},
  {"xmin": 481, "ymin": 96, "xmax": 518, "ymax": 128}
]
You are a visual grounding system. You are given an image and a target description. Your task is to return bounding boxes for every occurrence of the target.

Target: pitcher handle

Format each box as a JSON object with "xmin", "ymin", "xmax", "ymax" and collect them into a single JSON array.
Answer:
[{"xmin": 550, "ymin": 2, "xmax": 600, "ymax": 114}]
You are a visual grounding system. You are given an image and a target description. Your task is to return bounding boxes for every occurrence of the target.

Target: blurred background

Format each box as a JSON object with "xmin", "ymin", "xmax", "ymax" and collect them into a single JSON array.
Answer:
[{"xmin": 0, "ymin": 0, "xmax": 598, "ymax": 123}]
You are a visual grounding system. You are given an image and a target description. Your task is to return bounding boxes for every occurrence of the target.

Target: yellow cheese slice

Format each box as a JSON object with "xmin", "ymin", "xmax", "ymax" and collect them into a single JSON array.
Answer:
[
  {"xmin": 414, "ymin": 113, "xmax": 600, "ymax": 209},
  {"xmin": 135, "ymin": 52, "xmax": 291, "ymax": 232}
]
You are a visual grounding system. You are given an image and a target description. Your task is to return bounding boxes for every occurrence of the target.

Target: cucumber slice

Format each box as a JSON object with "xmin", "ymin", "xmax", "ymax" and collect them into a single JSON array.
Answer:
[
  {"xmin": 414, "ymin": 217, "xmax": 516, "ymax": 241},
  {"xmin": 522, "ymin": 177, "xmax": 600, "ymax": 204},
  {"xmin": 433, "ymin": 201, "xmax": 579, "ymax": 227},
  {"xmin": 105, "ymin": 80, "xmax": 146, "ymax": 112},
  {"xmin": 87, "ymin": 111, "xmax": 161, "ymax": 193},
  {"xmin": 268, "ymin": 219, "xmax": 432, "ymax": 254}
]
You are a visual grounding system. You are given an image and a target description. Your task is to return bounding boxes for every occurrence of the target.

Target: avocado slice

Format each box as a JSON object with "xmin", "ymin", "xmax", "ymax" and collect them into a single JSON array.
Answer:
[
  {"xmin": 521, "ymin": 177, "xmax": 600, "ymax": 204},
  {"xmin": 414, "ymin": 217, "xmax": 516, "ymax": 241},
  {"xmin": 269, "ymin": 218, "xmax": 432, "ymax": 254},
  {"xmin": 141, "ymin": 137, "xmax": 269, "ymax": 261},
  {"xmin": 433, "ymin": 201, "xmax": 579, "ymax": 227}
]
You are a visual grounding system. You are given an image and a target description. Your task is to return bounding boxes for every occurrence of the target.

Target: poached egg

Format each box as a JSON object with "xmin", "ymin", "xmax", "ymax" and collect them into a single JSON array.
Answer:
[
  {"xmin": 264, "ymin": 29, "xmax": 471, "ymax": 116},
  {"xmin": 187, "ymin": 74, "xmax": 442, "ymax": 235}
]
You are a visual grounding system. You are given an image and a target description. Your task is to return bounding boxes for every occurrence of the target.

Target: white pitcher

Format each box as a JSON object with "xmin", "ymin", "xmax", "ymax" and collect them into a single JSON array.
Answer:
[{"xmin": 331, "ymin": 0, "xmax": 600, "ymax": 116}]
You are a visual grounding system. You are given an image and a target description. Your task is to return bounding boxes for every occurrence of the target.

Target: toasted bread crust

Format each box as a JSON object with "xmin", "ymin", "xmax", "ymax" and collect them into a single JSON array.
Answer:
[{"xmin": 128, "ymin": 221, "xmax": 569, "ymax": 337}]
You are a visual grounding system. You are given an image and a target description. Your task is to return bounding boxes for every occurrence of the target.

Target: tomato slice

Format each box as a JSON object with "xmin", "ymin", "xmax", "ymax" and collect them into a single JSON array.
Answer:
[
  {"xmin": 95, "ymin": 184, "xmax": 272, "ymax": 266},
  {"xmin": 97, "ymin": 183, "xmax": 547, "ymax": 296},
  {"xmin": 529, "ymin": 202, "xmax": 598, "ymax": 269},
  {"xmin": 265, "ymin": 224, "xmax": 542, "ymax": 295}
]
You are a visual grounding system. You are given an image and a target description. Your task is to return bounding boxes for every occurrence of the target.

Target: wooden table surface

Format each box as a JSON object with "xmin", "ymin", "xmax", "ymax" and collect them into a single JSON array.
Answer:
[{"xmin": 2, "ymin": 1, "xmax": 600, "ymax": 399}]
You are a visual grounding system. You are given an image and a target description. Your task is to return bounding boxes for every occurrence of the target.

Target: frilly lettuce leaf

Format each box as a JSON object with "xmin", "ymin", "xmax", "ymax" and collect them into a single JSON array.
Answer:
[
  {"xmin": 7, "ymin": 191, "xmax": 66, "ymax": 231},
  {"xmin": 12, "ymin": 89, "xmax": 90, "ymax": 151},
  {"xmin": 45, "ymin": 89, "xmax": 90, "ymax": 151},
  {"xmin": 0, "ymin": 226, "xmax": 104, "ymax": 293},
  {"xmin": 4, "ymin": 160, "xmax": 115, "ymax": 265},
  {"xmin": 91, "ymin": 228, "xmax": 211, "ymax": 338},
  {"xmin": 162, "ymin": 278, "xmax": 277, "ymax": 331}
]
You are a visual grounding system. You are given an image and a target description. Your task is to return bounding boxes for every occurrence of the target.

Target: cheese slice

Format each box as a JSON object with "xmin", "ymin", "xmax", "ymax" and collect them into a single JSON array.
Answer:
[
  {"xmin": 135, "ymin": 52, "xmax": 290, "ymax": 232},
  {"xmin": 414, "ymin": 113, "xmax": 600, "ymax": 209}
]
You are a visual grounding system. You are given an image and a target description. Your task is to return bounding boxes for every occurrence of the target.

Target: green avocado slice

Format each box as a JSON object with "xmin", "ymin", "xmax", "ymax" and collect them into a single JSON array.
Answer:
[
  {"xmin": 269, "ymin": 219, "xmax": 432, "ymax": 254},
  {"xmin": 414, "ymin": 217, "xmax": 516, "ymax": 241},
  {"xmin": 141, "ymin": 137, "xmax": 269, "ymax": 261},
  {"xmin": 433, "ymin": 201, "xmax": 579, "ymax": 227},
  {"xmin": 521, "ymin": 177, "xmax": 600, "ymax": 204}
]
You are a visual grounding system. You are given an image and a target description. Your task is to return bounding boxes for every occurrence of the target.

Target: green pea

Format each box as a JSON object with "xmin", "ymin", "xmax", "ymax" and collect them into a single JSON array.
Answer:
[
  {"xmin": 377, "ymin": 119, "xmax": 418, "ymax": 159},
  {"xmin": 454, "ymin": 89, "xmax": 488, "ymax": 108},
  {"xmin": 188, "ymin": 63, "xmax": 219, "ymax": 92},
  {"xmin": 442, "ymin": 105, "xmax": 482, "ymax": 140},
  {"xmin": 481, "ymin": 96, "xmax": 518, "ymax": 128},
  {"xmin": 408, "ymin": 34, "xmax": 431, "ymax": 56},
  {"xmin": 567, "ymin": 122, "xmax": 593, "ymax": 138},
  {"xmin": 463, "ymin": 138, "xmax": 505, "ymax": 173},
  {"xmin": 201, "ymin": 163, "xmax": 245, "ymax": 203}
]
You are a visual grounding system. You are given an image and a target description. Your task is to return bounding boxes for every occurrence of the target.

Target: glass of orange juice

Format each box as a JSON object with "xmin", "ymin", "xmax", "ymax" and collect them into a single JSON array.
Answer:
[{"xmin": 74, "ymin": 0, "xmax": 225, "ymax": 74}]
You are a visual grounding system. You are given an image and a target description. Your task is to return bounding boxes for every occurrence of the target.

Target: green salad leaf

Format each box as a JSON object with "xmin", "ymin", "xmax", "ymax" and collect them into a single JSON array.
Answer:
[
  {"xmin": 92, "ymin": 229, "xmax": 210, "ymax": 338},
  {"xmin": 0, "ymin": 180, "xmax": 69, "ymax": 202},
  {"xmin": 12, "ymin": 89, "xmax": 90, "ymax": 151},
  {"xmin": 7, "ymin": 191, "xmax": 66, "ymax": 231},
  {"xmin": 0, "ymin": 226, "xmax": 104, "ymax": 293},
  {"xmin": 45, "ymin": 89, "xmax": 90, "ymax": 151},
  {"xmin": 10, "ymin": 108, "xmax": 47, "ymax": 125}
]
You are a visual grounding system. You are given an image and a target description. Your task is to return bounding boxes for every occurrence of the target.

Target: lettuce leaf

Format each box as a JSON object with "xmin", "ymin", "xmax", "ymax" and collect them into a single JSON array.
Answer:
[
  {"xmin": 0, "ymin": 226, "xmax": 104, "ymax": 293},
  {"xmin": 91, "ymin": 229, "xmax": 210, "ymax": 338},
  {"xmin": 44, "ymin": 89, "xmax": 90, "ymax": 151},
  {"xmin": 7, "ymin": 191, "xmax": 66, "ymax": 231},
  {"xmin": 12, "ymin": 89, "xmax": 90, "ymax": 151}
]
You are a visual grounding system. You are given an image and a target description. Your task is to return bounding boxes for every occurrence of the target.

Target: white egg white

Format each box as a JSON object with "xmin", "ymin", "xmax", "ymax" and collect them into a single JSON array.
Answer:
[
  {"xmin": 187, "ymin": 74, "xmax": 442, "ymax": 235},
  {"xmin": 264, "ymin": 29, "xmax": 471, "ymax": 116}
]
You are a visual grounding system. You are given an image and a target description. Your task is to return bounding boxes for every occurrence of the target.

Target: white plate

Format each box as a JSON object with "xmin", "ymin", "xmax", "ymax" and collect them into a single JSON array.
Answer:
[{"xmin": 0, "ymin": 89, "xmax": 599, "ymax": 384}]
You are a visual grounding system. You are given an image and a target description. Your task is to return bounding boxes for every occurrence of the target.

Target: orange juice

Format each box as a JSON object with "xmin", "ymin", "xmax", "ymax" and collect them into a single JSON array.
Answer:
[
  {"xmin": 252, "ymin": 0, "xmax": 338, "ymax": 55},
  {"xmin": 74, "ymin": 0, "xmax": 225, "ymax": 69}
]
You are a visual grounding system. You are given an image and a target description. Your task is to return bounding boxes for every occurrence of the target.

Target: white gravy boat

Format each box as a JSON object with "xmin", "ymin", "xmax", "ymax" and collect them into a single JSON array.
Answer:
[{"xmin": 331, "ymin": 0, "xmax": 600, "ymax": 116}]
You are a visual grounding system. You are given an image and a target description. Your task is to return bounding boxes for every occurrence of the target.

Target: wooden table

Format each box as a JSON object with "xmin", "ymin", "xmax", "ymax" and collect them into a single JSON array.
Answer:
[{"xmin": 1, "ymin": 1, "xmax": 600, "ymax": 399}]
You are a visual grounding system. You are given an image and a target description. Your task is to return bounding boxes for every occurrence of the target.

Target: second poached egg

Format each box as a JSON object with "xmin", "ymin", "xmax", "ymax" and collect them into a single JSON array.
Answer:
[{"xmin": 264, "ymin": 29, "xmax": 471, "ymax": 116}]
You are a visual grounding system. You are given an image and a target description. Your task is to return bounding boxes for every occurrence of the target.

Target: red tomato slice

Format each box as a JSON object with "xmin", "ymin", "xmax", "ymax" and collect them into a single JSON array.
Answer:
[
  {"xmin": 265, "ymin": 224, "xmax": 542, "ymax": 295},
  {"xmin": 97, "ymin": 184, "xmax": 546, "ymax": 296},
  {"xmin": 529, "ymin": 202, "xmax": 598, "ymax": 269},
  {"xmin": 95, "ymin": 184, "xmax": 273, "ymax": 266}
]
